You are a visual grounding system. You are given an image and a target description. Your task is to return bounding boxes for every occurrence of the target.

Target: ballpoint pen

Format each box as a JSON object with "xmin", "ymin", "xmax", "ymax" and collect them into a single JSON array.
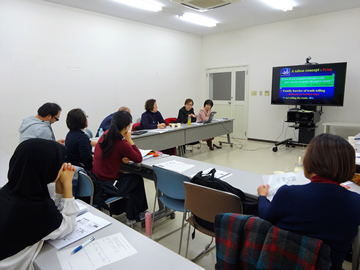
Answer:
[{"xmin": 71, "ymin": 236, "xmax": 95, "ymax": 255}]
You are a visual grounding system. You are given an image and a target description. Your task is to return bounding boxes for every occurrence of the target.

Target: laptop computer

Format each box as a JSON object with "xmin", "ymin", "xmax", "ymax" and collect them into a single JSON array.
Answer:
[{"xmin": 197, "ymin": 112, "xmax": 216, "ymax": 124}]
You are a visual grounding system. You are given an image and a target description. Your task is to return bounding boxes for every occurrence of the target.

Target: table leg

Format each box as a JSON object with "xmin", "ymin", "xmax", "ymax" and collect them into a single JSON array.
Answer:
[{"xmin": 218, "ymin": 134, "xmax": 234, "ymax": 147}]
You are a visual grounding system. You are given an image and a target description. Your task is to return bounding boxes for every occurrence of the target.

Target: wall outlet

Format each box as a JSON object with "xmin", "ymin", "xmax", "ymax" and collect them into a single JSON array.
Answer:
[
  {"xmin": 264, "ymin": 91, "xmax": 270, "ymax": 96},
  {"xmin": 251, "ymin": 91, "xmax": 257, "ymax": 96},
  {"xmin": 259, "ymin": 91, "xmax": 262, "ymax": 96}
]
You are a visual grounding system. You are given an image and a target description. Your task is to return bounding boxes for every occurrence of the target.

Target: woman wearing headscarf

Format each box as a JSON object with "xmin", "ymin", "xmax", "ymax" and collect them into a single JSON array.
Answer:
[{"xmin": 0, "ymin": 139, "xmax": 79, "ymax": 270}]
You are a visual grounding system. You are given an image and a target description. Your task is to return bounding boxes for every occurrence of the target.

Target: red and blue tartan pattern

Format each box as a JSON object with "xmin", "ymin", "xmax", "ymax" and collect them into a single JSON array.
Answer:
[{"xmin": 215, "ymin": 214, "xmax": 331, "ymax": 270}]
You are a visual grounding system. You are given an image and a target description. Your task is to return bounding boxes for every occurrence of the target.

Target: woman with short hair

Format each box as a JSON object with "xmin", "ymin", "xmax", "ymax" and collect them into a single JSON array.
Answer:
[
  {"xmin": 257, "ymin": 133, "xmax": 360, "ymax": 269},
  {"xmin": 93, "ymin": 110, "xmax": 148, "ymax": 225},
  {"xmin": 65, "ymin": 108, "xmax": 93, "ymax": 170},
  {"xmin": 197, "ymin": 99, "xmax": 222, "ymax": 150},
  {"xmin": 139, "ymin": 99, "xmax": 166, "ymax": 130},
  {"xmin": 176, "ymin": 98, "xmax": 196, "ymax": 124}
]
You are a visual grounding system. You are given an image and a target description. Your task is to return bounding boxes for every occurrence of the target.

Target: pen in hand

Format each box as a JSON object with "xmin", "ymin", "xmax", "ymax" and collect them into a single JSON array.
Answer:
[{"xmin": 71, "ymin": 236, "xmax": 95, "ymax": 255}]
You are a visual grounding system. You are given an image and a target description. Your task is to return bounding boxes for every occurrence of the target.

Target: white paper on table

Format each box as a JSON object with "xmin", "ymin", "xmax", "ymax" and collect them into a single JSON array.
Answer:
[
  {"xmin": 75, "ymin": 199, "xmax": 90, "ymax": 216},
  {"xmin": 189, "ymin": 170, "xmax": 233, "ymax": 180},
  {"xmin": 154, "ymin": 160, "xmax": 195, "ymax": 173},
  {"xmin": 139, "ymin": 149, "xmax": 152, "ymax": 157},
  {"xmin": 262, "ymin": 171, "xmax": 310, "ymax": 201},
  {"xmin": 48, "ymin": 212, "xmax": 111, "ymax": 249},
  {"xmin": 57, "ymin": 233, "xmax": 137, "ymax": 270},
  {"xmin": 147, "ymin": 129, "xmax": 168, "ymax": 133},
  {"xmin": 343, "ymin": 180, "xmax": 355, "ymax": 185},
  {"xmin": 202, "ymin": 168, "xmax": 230, "ymax": 179}
]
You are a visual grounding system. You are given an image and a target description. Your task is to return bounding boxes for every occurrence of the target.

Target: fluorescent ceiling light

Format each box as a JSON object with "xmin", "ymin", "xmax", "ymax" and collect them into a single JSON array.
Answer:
[
  {"xmin": 113, "ymin": 0, "xmax": 162, "ymax": 12},
  {"xmin": 263, "ymin": 0, "xmax": 294, "ymax": 11},
  {"xmin": 178, "ymin": 13, "xmax": 217, "ymax": 27}
]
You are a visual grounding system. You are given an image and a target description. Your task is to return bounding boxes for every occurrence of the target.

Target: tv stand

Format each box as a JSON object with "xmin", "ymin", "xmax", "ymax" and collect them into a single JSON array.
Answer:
[{"xmin": 272, "ymin": 105, "xmax": 320, "ymax": 152}]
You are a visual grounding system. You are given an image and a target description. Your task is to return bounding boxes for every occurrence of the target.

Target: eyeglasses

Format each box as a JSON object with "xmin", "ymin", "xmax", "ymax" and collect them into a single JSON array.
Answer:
[{"xmin": 54, "ymin": 116, "xmax": 59, "ymax": 122}]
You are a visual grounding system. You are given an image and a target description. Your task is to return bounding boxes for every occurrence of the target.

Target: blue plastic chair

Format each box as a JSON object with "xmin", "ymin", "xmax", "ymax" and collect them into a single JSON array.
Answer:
[
  {"xmin": 84, "ymin": 128, "xmax": 93, "ymax": 138},
  {"xmin": 152, "ymin": 166, "xmax": 190, "ymax": 253},
  {"xmin": 77, "ymin": 171, "xmax": 123, "ymax": 217}
]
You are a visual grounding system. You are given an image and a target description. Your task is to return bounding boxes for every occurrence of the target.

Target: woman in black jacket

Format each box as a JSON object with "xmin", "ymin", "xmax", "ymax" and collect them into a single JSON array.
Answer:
[{"xmin": 176, "ymin": 98, "xmax": 196, "ymax": 123}]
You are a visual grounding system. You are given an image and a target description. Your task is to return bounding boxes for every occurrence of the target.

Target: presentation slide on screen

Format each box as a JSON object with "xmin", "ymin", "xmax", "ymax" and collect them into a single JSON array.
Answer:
[{"xmin": 279, "ymin": 67, "xmax": 335, "ymax": 101}]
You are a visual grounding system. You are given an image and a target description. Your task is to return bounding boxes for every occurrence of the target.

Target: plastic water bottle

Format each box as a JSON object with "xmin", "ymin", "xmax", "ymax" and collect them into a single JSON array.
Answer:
[
  {"xmin": 145, "ymin": 212, "xmax": 152, "ymax": 236},
  {"xmin": 294, "ymin": 157, "xmax": 304, "ymax": 173},
  {"xmin": 98, "ymin": 128, "xmax": 104, "ymax": 137},
  {"xmin": 187, "ymin": 115, "xmax": 191, "ymax": 126}
]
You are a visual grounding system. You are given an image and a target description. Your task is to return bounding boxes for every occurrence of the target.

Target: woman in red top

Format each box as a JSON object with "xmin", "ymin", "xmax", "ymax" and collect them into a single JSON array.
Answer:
[{"xmin": 93, "ymin": 111, "xmax": 148, "ymax": 225}]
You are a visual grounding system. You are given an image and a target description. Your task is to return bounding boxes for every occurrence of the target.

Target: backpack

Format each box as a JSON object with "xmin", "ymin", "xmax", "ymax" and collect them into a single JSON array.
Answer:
[
  {"xmin": 190, "ymin": 168, "xmax": 259, "ymax": 237},
  {"xmin": 84, "ymin": 171, "xmax": 111, "ymax": 211}
]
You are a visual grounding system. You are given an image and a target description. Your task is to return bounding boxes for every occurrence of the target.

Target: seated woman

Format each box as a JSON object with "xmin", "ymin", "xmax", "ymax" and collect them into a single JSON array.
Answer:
[
  {"xmin": 257, "ymin": 133, "xmax": 360, "ymax": 269},
  {"xmin": 197, "ymin": 99, "xmax": 221, "ymax": 151},
  {"xmin": 93, "ymin": 111, "xmax": 148, "ymax": 225},
  {"xmin": 0, "ymin": 139, "xmax": 78, "ymax": 269},
  {"xmin": 140, "ymin": 99, "xmax": 176, "ymax": 155},
  {"xmin": 139, "ymin": 99, "xmax": 166, "ymax": 130},
  {"xmin": 65, "ymin": 108, "xmax": 94, "ymax": 171},
  {"xmin": 176, "ymin": 98, "xmax": 198, "ymax": 153},
  {"xmin": 176, "ymin": 98, "xmax": 196, "ymax": 124}
]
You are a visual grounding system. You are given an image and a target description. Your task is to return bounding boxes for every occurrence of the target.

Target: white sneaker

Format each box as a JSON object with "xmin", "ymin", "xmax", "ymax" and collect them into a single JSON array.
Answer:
[{"xmin": 126, "ymin": 219, "xmax": 136, "ymax": 226}]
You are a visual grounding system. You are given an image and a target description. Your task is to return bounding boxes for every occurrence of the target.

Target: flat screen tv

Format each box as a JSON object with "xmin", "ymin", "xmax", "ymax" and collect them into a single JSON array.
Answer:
[{"xmin": 271, "ymin": 62, "xmax": 347, "ymax": 106}]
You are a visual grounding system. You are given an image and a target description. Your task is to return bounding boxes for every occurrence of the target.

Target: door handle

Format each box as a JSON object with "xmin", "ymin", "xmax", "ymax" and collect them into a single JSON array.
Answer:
[{"xmin": 228, "ymin": 101, "xmax": 231, "ymax": 104}]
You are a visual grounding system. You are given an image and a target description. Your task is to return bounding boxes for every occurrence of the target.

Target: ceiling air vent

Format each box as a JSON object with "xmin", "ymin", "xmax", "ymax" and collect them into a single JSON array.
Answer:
[{"xmin": 171, "ymin": 0, "xmax": 242, "ymax": 12}]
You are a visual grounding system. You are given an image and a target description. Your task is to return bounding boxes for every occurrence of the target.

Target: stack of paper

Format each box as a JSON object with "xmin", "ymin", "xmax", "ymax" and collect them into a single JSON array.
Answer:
[
  {"xmin": 139, "ymin": 149, "xmax": 154, "ymax": 160},
  {"xmin": 48, "ymin": 211, "xmax": 112, "ymax": 249},
  {"xmin": 75, "ymin": 199, "xmax": 89, "ymax": 216}
]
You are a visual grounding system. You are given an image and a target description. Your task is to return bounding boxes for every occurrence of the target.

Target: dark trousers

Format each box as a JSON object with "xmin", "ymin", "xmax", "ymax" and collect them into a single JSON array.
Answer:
[{"xmin": 100, "ymin": 173, "xmax": 148, "ymax": 221}]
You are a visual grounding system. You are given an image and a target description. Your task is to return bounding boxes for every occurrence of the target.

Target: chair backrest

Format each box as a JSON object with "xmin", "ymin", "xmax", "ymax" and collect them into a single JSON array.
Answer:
[
  {"xmin": 165, "ymin": 117, "xmax": 177, "ymax": 126},
  {"xmin": 153, "ymin": 166, "xmax": 190, "ymax": 200},
  {"xmin": 84, "ymin": 128, "xmax": 93, "ymax": 138},
  {"xmin": 77, "ymin": 171, "xmax": 94, "ymax": 205},
  {"xmin": 214, "ymin": 214, "xmax": 331, "ymax": 270},
  {"xmin": 131, "ymin": 122, "xmax": 141, "ymax": 131},
  {"xmin": 352, "ymin": 226, "xmax": 360, "ymax": 270},
  {"xmin": 183, "ymin": 182, "xmax": 243, "ymax": 223}
]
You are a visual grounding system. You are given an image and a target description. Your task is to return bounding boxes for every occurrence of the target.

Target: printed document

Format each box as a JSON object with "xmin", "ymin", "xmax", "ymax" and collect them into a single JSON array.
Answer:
[
  {"xmin": 263, "ymin": 171, "xmax": 309, "ymax": 201},
  {"xmin": 202, "ymin": 168, "xmax": 231, "ymax": 179},
  {"xmin": 57, "ymin": 232, "xmax": 137, "ymax": 270},
  {"xmin": 48, "ymin": 212, "xmax": 111, "ymax": 249},
  {"xmin": 154, "ymin": 160, "xmax": 195, "ymax": 173}
]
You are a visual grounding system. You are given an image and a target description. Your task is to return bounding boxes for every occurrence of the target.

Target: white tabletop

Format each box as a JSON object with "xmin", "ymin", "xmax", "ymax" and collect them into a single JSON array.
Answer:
[
  {"xmin": 323, "ymin": 122, "xmax": 360, "ymax": 127},
  {"xmin": 34, "ymin": 204, "xmax": 204, "ymax": 270},
  {"xmin": 141, "ymin": 155, "xmax": 360, "ymax": 198},
  {"xmin": 141, "ymin": 155, "xmax": 264, "ymax": 199}
]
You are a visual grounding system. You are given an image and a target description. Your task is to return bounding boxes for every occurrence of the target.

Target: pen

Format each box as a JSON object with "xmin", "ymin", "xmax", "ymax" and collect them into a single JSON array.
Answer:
[{"xmin": 71, "ymin": 236, "xmax": 95, "ymax": 255}]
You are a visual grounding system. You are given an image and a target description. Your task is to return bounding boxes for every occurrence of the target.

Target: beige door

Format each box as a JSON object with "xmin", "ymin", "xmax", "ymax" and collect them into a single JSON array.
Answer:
[{"xmin": 206, "ymin": 66, "xmax": 248, "ymax": 139}]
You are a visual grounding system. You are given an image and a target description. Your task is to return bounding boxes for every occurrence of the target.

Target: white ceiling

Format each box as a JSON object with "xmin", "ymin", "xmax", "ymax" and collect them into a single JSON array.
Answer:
[{"xmin": 43, "ymin": 0, "xmax": 360, "ymax": 36}]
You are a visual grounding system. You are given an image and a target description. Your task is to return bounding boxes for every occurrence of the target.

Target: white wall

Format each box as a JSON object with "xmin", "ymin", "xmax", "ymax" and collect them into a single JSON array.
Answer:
[
  {"xmin": 202, "ymin": 8, "xmax": 360, "ymax": 142},
  {"xmin": 0, "ymin": 0, "xmax": 203, "ymax": 154}
]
